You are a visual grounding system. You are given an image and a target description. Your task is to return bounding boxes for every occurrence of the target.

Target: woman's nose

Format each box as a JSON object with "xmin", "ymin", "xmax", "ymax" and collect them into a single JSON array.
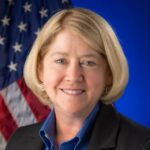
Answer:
[{"xmin": 65, "ymin": 63, "xmax": 84, "ymax": 83}]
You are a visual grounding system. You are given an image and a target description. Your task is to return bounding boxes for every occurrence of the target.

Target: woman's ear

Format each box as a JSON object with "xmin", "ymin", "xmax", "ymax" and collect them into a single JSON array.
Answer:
[{"xmin": 106, "ymin": 68, "xmax": 113, "ymax": 86}]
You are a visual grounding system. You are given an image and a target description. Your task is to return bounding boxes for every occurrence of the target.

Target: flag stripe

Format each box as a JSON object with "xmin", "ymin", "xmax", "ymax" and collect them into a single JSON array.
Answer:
[
  {"xmin": 17, "ymin": 78, "xmax": 50, "ymax": 122},
  {"xmin": 0, "ymin": 94, "xmax": 17, "ymax": 140},
  {"xmin": 0, "ymin": 82, "xmax": 37, "ymax": 127}
]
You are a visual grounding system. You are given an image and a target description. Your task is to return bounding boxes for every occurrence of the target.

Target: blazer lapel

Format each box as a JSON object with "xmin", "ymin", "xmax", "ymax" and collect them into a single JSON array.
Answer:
[
  {"xmin": 21, "ymin": 122, "xmax": 45, "ymax": 150},
  {"xmin": 25, "ymin": 134, "xmax": 44, "ymax": 150},
  {"xmin": 26, "ymin": 138, "xmax": 44, "ymax": 150},
  {"xmin": 88, "ymin": 103, "xmax": 120, "ymax": 150}
]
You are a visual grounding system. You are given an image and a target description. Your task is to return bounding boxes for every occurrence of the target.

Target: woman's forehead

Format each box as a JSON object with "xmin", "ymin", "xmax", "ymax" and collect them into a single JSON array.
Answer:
[{"xmin": 44, "ymin": 29, "xmax": 103, "ymax": 57}]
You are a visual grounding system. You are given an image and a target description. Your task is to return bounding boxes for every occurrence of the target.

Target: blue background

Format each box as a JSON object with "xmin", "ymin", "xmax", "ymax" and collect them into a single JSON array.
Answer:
[{"xmin": 72, "ymin": 0, "xmax": 150, "ymax": 127}]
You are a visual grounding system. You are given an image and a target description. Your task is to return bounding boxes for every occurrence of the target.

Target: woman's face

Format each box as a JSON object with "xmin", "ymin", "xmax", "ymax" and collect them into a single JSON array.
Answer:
[{"xmin": 39, "ymin": 29, "xmax": 111, "ymax": 118}]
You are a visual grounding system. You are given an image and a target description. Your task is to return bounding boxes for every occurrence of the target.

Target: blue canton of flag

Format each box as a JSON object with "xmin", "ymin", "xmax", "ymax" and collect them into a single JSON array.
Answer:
[
  {"xmin": 0, "ymin": 0, "xmax": 72, "ymax": 149},
  {"xmin": 0, "ymin": 0, "xmax": 71, "ymax": 89}
]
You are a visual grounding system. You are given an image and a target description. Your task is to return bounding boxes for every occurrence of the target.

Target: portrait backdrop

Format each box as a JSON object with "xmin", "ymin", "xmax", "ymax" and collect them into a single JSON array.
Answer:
[{"xmin": 72, "ymin": 0, "xmax": 150, "ymax": 128}]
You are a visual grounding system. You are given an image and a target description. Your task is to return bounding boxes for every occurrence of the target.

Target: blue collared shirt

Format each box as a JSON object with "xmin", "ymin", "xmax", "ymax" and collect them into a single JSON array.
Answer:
[{"xmin": 39, "ymin": 103, "xmax": 100, "ymax": 150}]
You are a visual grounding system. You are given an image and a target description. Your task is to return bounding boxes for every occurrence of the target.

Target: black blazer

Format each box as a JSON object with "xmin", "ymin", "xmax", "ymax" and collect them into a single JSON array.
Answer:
[{"xmin": 6, "ymin": 103, "xmax": 150, "ymax": 150}]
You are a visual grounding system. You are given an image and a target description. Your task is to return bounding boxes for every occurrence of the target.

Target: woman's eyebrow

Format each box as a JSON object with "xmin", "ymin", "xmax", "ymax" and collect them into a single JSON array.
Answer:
[
  {"xmin": 50, "ymin": 52, "xmax": 68, "ymax": 57},
  {"xmin": 82, "ymin": 53, "xmax": 103, "ymax": 59}
]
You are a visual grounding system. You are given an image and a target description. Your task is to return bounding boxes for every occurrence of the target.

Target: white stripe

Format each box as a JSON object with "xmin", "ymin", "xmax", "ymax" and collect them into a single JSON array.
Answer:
[
  {"xmin": 0, "ymin": 132, "xmax": 6, "ymax": 150},
  {"xmin": 0, "ymin": 82, "xmax": 37, "ymax": 127}
]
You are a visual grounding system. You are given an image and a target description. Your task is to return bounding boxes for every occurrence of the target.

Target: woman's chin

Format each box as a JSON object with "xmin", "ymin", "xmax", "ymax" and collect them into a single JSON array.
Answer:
[{"xmin": 56, "ymin": 104, "xmax": 89, "ymax": 118}]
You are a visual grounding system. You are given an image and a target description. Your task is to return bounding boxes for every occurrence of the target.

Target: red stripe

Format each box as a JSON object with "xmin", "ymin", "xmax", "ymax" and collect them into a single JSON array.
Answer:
[
  {"xmin": 0, "ymin": 94, "xmax": 18, "ymax": 141},
  {"xmin": 17, "ymin": 78, "xmax": 50, "ymax": 122}
]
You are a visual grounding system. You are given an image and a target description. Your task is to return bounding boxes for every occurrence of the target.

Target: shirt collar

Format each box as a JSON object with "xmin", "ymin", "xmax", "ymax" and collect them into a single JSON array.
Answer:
[
  {"xmin": 76, "ymin": 102, "xmax": 100, "ymax": 141},
  {"xmin": 39, "ymin": 109, "xmax": 56, "ymax": 147},
  {"xmin": 39, "ymin": 102, "xmax": 100, "ymax": 148}
]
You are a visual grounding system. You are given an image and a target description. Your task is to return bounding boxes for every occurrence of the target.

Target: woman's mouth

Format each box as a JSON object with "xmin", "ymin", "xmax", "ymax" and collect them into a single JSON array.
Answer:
[{"xmin": 60, "ymin": 89, "xmax": 85, "ymax": 95}]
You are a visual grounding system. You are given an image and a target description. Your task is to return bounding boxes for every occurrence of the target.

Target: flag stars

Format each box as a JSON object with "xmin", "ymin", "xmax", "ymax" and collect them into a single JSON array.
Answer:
[
  {"xmin": 8, "ymin": 0, "xmax": 14, "ymax": 5},
  {"xmin": 1, "ymin": 16, "xmax": 11, "ymax": 26},
  {"xmin": 23, "ymin": 2, "xmax": 32, "ymax": 12},
  {"xmin": 8, "ymin": 61, "xmax": 17, "ymax": 72},
  {"xmin": 17, "ymin": 21, "xmax": 27, "ymax": 32},
  {"xmin": 0, "ymin": 36, "xmax": 5, "ymax": 45},
  {"xmin": 39, "ymin": 8, "xmax": 48, "ymax": 18},
  {"xmin": 62, "ymin": 0, "xmax": 68, "ymax": 3},
  {"xmin": 12, "ymin": 42, "xmax": 22, "ymax": 52},
  {"xmin": 34, "ymin": 28, "xmax": 40, "ymax": 36}
]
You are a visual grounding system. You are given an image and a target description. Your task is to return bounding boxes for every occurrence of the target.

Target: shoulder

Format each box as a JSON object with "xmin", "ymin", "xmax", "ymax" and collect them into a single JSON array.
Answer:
[
  {"xmin": 89, "ymin": 103, "xmax": 150, "ymax": 150},
  {"xmin": 119, "ymin": 113, "xmax": 150, "ymax": 136},
  {"xmin": 100, "ymin": 103, "xmax": 150, "ymax": 141},
  {"xmin": 117, "ymin": 112, "xmax": 150, "ymax": 149},
  {"xmin": 9, "ymin": 121, "xmax": 43, "ymax": 139},
  {"xmin": 6, "ymin": 122, "xmax": 44, "ymax": 150}
]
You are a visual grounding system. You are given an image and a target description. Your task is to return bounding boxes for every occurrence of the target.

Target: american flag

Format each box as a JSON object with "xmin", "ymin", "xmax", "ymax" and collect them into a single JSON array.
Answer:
[{"xmin": 0, "ymin": 0, "xmax": 72, "ymax": 149}]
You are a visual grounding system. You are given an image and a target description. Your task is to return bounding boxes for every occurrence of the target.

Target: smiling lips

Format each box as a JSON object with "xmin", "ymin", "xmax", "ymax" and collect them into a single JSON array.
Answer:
[{"xmin": 60, "ymin": 89, "xmax": 85, "ymax": 95}]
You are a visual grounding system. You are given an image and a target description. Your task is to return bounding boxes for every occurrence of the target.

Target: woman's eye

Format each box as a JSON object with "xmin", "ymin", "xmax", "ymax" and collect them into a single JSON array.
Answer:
[
  {"xmin": 81, "ymin": 61, "xmax": 96, "ymax": 67},
  {"xmin": 54, "ymin": 59, "xmax": 66, "ymax": 64}
]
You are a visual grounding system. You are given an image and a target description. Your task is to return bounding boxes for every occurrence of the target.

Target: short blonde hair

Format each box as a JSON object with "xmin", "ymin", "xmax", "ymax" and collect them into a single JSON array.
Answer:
[{"xmin": 24, "ymin": 8, "xmax": 129, "ymax": 105}]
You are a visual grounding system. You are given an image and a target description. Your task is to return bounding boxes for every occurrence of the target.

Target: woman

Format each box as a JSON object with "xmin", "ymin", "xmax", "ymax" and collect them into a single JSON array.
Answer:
[{"xmin": 6, "ymin": 8, "xmax": 150, "ymax": 150}]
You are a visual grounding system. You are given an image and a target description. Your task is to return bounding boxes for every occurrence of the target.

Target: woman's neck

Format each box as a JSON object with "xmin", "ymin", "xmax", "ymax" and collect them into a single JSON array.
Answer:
[{"xmin": 55, "ymin": 111, "xmax": 86, "ymax": 145}]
